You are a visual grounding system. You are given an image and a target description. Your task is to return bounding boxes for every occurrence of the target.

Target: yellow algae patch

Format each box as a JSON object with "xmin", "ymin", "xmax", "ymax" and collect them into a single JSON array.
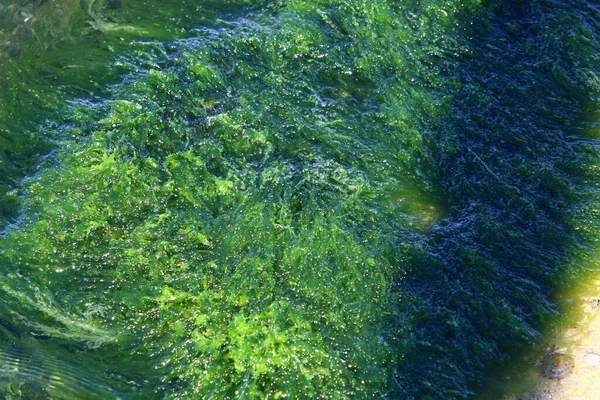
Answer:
[{"xmin": 386, "ymin": 188, "xmax": 448, "ymax": 233}]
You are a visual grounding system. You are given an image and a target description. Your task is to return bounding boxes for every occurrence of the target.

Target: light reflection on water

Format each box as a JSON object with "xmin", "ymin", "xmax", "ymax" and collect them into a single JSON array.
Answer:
[{"xmin": 0, "ymin": 336, "xmax": 122, "ymax": 399}]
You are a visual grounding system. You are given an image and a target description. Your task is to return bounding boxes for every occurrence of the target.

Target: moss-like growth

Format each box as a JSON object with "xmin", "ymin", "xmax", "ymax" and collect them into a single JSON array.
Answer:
[{"xmin": 2, "ymin": 0, "xmax": 600, "ymax": 399}]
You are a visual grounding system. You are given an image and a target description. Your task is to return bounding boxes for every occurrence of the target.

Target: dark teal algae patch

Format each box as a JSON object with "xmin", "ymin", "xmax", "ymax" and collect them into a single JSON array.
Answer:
[
  {"xmin": 397, "ymin": 0, "xmax": 600, "ymax": 397},
  {"xmin": 2, "ymin": 0, "xmax": 600, "ymax": 399}
]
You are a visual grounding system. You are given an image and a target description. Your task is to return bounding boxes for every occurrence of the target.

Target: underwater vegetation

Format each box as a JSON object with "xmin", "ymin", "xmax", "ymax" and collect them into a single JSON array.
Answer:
[
  {"xmin": 0, "ymin": 0, "xmax": 251, "ymax": 229},
  {"xmin": 1, "ymin": 0, "xmax": 600, "ymax": 399}
]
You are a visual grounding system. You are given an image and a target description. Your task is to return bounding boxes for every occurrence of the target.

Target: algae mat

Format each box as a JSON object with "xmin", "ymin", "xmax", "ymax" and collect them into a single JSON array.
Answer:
[{"xmin": 1, "ymin": 0, "xmax": 600, "ymax": 399}]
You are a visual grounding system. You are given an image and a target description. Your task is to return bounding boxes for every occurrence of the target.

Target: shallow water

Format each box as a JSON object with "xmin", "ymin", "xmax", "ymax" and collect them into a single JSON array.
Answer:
[
  {"xmin": 473, "ymin": 268, "xmax": 600, "ymax": 399},
  {"xmin": 1, "ymin": 0, "xmax": 600, "ymax": 398}
]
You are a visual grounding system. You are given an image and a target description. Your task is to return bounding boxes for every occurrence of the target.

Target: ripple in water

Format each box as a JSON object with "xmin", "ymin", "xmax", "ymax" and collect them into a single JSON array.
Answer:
[{"xmin": 0, "ymin": 340, "xmax": 120, "ymax": 400}]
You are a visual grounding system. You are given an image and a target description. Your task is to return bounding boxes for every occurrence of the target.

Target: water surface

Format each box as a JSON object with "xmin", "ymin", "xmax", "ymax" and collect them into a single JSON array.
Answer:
[{"xmin": 1, "ymin": 0, "xmax": 600, "ymax": 399}]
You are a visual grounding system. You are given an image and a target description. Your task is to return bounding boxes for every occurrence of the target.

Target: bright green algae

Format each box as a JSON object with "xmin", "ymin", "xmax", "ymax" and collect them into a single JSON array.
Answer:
[
  {"xmin": 0, "ymin": 0, "xmax": 480, "ymax": 398},
  {"xmin": 0, "ymin": 0, "xmax": 258, "ymax": 229},
  {"xmin": 2, "ymin": 0, "xmax": 600, "ymax": 399}
]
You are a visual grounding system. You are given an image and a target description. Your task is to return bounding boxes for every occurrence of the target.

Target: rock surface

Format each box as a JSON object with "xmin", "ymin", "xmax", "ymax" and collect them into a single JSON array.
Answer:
[{"xmin": 533, "ymin": 287, "xmax": 600, "ymax": 398}]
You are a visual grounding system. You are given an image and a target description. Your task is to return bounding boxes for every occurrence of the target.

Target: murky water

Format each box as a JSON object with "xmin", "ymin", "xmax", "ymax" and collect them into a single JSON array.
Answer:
[{"xmin": 1, "ymin": 0, "xmax": 600, "ymax": 398}]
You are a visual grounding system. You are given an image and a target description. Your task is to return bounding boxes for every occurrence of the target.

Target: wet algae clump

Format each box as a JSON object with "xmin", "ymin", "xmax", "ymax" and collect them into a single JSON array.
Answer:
[
  {"xmin": 2, "ymin": 0, "xmax": 600, "ymax": 399},
  {"xmin": 400, "ymin": 1, "xmax": 600, "ymax": 397},
  {"xmin": 0, "ymin": 0, "xmax": 258, "ymax": 229}
]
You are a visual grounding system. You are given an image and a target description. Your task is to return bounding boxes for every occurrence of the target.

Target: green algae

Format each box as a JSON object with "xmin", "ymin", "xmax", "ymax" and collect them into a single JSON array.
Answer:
[
  {"xmin": 0, "ymin": 0, "xmax": 262, "ymax": 229},
  {"xmin": 1, "ymin": 0, "xmax": 482, "ymax": 397},
  {"xmin": 416, "ymin": 0, "xmax": 600, "ymax": 397},
  {"xmin": 2, "ymin": 0, "xmax": 600, "ymax": 399}
]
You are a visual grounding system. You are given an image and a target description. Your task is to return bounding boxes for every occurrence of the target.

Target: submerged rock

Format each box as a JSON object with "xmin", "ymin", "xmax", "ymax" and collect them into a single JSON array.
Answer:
[{"xmin": 541, "ymin": 349, "xmax": 574, "ymax": 380}]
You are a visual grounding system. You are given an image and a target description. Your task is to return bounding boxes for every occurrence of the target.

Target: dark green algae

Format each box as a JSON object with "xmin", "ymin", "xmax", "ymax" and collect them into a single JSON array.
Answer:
[
  {"xmin": 405, "ymin": 1, "xmax": 600, "ymax": 397},
  {"xmin": 2, "ymin": 0, "xmax": 600, "ymax": 399}
]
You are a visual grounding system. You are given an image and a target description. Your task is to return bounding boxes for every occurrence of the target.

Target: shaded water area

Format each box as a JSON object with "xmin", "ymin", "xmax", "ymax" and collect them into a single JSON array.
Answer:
[{"xmin": 1, "ymin": 0, "xmax": 600, "ymax": 399}]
